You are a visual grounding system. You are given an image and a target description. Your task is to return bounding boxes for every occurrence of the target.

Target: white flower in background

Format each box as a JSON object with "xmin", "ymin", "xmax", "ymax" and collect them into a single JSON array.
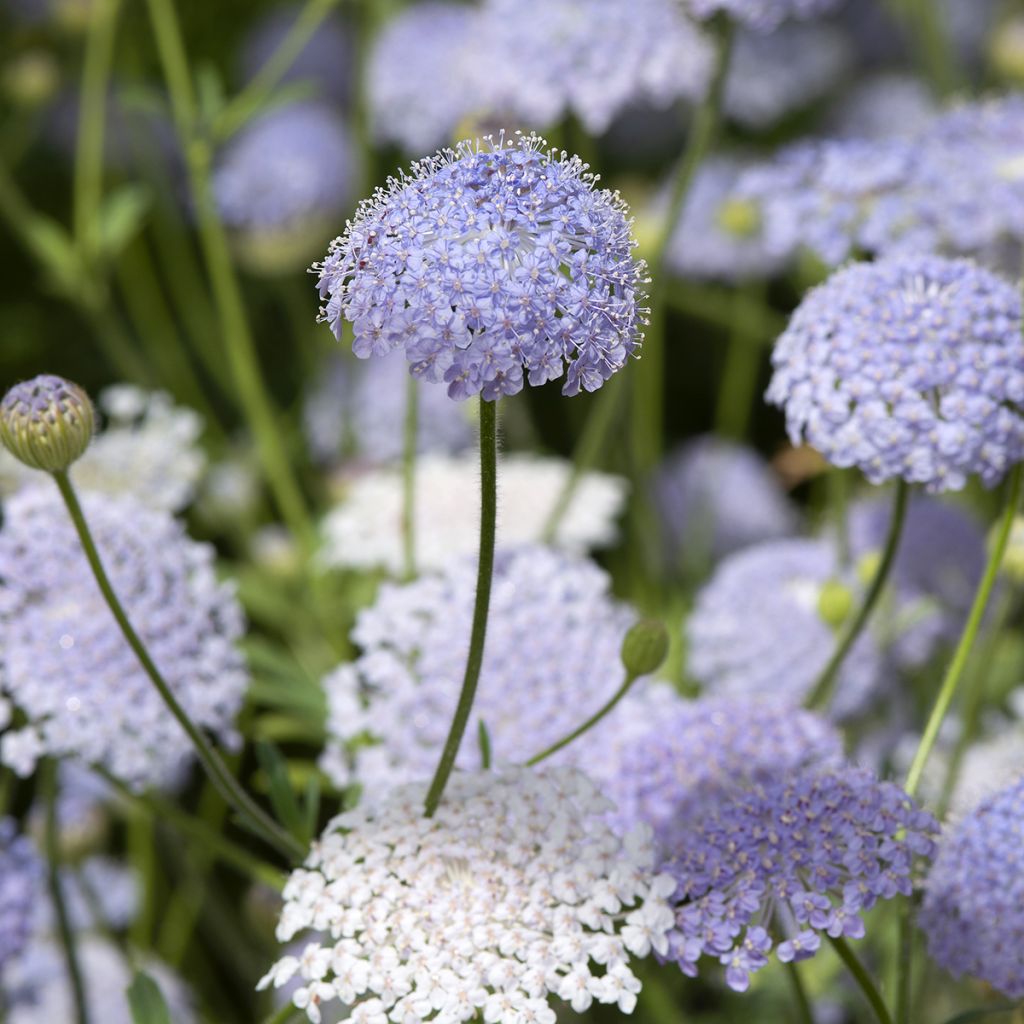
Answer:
[
  {"xmin": 260, "ymin": 767, "xmax": 675, "ymax": 1024},
  {"xmin": 319, "ymin": 453, "xmax": 627, "ymax": 574}
]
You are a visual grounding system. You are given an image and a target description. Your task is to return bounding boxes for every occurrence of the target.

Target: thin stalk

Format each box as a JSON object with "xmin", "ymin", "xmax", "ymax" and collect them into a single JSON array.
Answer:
[
  {"xmin": 73, "ymin": 0, "xmax": 122, "ymax": 259},
  {"xmin": 632, "ymin": 14, "xmax": 735, "ymax": 468},
  {"xmin": 214, "ymin": 0, "xmax": 343, "ymax": 140},
  {"xmin": 785, "ymin": 961, "xmax": 815, "ymax": 1024},
  {"xmin": 541, "ymin": 373, "xmax": 624, "ymax": 543},
  {"xmin": 127, "ymin": 812, "xmax": 157, "ymax": 948},
  {"xmin": 713, "ymin": 280, "xmax": 766, "ymax": 440},
  {"xmin": 526, "ymin": 669, "xmax": 641, "ymax": 765},
  {"xmin": 423, "ymin": 398, "xmax": 498, "ymax": 817},
  {"xmin": 893, "ymin": 0, "xmax": 960, "ymax": 97},
  {"xmin": 830, "ymin": 936, "xmax": 893, "ymax": 1024},
  {"xmin": 895, "ymin": 904, "xmax": 915, "ymax": 1024},
  {"xmin": 831, "ymin": 468, "xmax": 851, "ymax": 569},
  {"xmin": 145, "ymin": 0, "xmax": 313, "ymax": 548},
  {"xmin": 43, "ymin": 761, "xmax": 90, "ymax": 1024},
  {"xmin": 51, "ymin": 470, "xmax": 304, "ymax": 863},
  {"xmin": 807, "ymin": 480, "xmax": 909, "ymax": 711},
  {"xmin": 401, "ymin": 374, "xmax": 419, "ymax": 580},
  {"xmin": 261, "ymin": 1004, "xmax": 303, "ymax": 1024},
  {"xmin": 904, "ymin": 463, "xmax": 1023, "ymax": 797}
]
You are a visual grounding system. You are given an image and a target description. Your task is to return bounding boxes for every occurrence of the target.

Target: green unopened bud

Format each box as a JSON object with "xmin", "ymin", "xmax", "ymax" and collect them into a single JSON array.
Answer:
[
  {"xmin": 0, "ymin": 374, "xmax": 94, "ymax": 473},
  {"xmin": 998, "ymin": 516, "xmax": 1024, "ymax": 584},
  {"xmin": 856, "ymin": 550, "xmax": 882, "ymax": 586},
  {"xmin": 620, "ymin": 618, "xmax": 670, "ymax": 679},
  {"xmin": 716, "ymin": 197, "xmax": 761, "ymax": 238},
  {"xmin": 817, "ymin": 578, "xmax": 854, "ymax": 629}
]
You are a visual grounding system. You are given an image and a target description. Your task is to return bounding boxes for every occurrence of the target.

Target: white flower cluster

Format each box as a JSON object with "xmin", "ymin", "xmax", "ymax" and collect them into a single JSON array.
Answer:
[
  {"xmin": 0, "ymin": 385, "xmax": 205, "ymax": 513},
  {"xmin": 259, "ymin": 768, "xmax": 676, "ymax": 1024},
  {"xmin": 319, "ymin": 453, "xmax": 627, "ymax": 574}
]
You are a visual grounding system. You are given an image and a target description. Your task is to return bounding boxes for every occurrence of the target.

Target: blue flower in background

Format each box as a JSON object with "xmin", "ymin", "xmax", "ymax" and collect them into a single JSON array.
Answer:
[
  {"xmin": 686, "ymin": 0, "xmax": 844, "ymax": 33},
  {"xmin": 0, "ymin": 818, "xmax": 42, "ymax": 972}
]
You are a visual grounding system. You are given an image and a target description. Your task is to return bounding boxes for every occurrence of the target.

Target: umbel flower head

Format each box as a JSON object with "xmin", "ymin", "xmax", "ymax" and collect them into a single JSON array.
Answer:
[
  {"xmin": 663, "ymin": 765, "xmax": 937, "ymax": 992},
  {"xmin": 920, "ymin": 777, "xmax": 1024, "ymax": 998},
  {"xmin": 0, "ymin": 374, "xmax": 94, "ymax": 474},
  {"xmin": 319, "ymin": 454, "xmax": 626, "ymax": 574},
  {"xmin": 0, "ymin": 486, "xmax": 248, "ymax": 788},
  {"xmin": 0, "ymin": 817, "xmax": 43, "ymax": 971},
  {"xmin": 320, "ymin": 545, "xmax": 669, "ymax": 794},
  {"xmin": 315, "ymin": 133, "xmax": 648, "ymax": 400},
  {"xmin": 767, "ymin": 254, "xmax": 1024, "ymax": 492},
  {"xmin": 259, "ymin": 767, "xmax": 676, "ymax": 1024}
]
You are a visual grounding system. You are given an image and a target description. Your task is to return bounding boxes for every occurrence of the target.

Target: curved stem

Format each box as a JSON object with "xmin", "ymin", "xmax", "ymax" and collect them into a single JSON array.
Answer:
[
  {"xmin": 830, "ymin": 937, "xmax": 893, "ymax": 1024},
  {"xmin": 632, "ymin": 13, "xmax": 735, "ymax": 469},
  {"xmin": 402, "ymin": 375, "xmax": 419, "ymax": 580},
  {"xmin": 904, "ymin": 463, "xmax": 1023, "ymax": 797},
  {"xmin": 51, "ymin": 471, "xmax": 305, "ymax": 863},
  {"xmin": 43, "ymin": 761, "xmax": 90, "ymax": 1024},
  {"xmin": 423, "ymin": 398, "xmax": 498, "ymax": 817},
  {"xmin": 526, "ymin": 669, "xmax": 640, "ymax": 766},
  {"xmin": 807, "ymin": 479, "xmax": 909, "ymax": 711}
]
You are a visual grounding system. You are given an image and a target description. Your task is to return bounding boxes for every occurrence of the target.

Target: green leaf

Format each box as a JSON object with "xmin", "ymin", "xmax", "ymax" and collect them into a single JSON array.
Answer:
[
  {"xmin": 24, "ymin": 216, "xmax": 81, "ymax": 291},
  {"xmin": 127, "ymin": 971, "xmax": 173, "ymax": 1024},
  {"xmin": 96, "ymin": 185, "xmax": 151, "ymax": 259},
  {"xmin": 256, "ymin": 741, "xmax": 308, "ymax": 844},
  {"xmin": 943, "ymin": 1004, "xmax": 1020, "ymax": 1024}
]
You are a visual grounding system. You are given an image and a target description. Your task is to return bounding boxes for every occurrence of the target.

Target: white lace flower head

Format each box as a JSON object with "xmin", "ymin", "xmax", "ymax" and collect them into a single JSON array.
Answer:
[{"xmin": 259, "ymin": 767, "xmax": 676, "ymax": 1024}]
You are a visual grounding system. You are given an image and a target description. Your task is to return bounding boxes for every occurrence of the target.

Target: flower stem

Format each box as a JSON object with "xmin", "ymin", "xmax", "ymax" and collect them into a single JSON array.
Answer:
[
  {"xmin": 423, "ymin": 397, "xmax": 498, "ymax": 817},
  {"xmin": 904, "ymin": 462, "xmax": 1023, "ymax": 797},
  {"xmin": 51, "ymin": 470, "xmax": 305, "ymax": 863},
  {"xmin": 632, "ymin": 13, "xmax": 735, "ymax": 469},
  {"xmin": 713, "ymin": 280, "xmax": 767, "ymax": 441},
  {"xmin": 402, "ymin": 374, "xmax": 419, "ymax": 581},
  {"xmin": 785, "ymin": 962, "xmax": 815, "ymax": 1024},
  {"xmin": 261, "ymin": 1004, "xmax": 303, "ymax": 1024},
  {"xmin": 807, "ymin": 479, "xmax": 909, "ymax": 711},
  {"xmin": 43, "ymin": 760, "xmax": 90, "ymax": 1024},
  {"xmin": 830, "ymin": 936, "xmax": 893, "ymax": 1024}
]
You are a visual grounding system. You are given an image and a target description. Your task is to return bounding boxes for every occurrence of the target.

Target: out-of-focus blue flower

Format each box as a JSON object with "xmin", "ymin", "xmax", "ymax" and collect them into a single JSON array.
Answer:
[
  {"xmin": 0, "ymin": 487, "xmax": 248, "ymax": 789},
  {"xmin": 829, "ymin": 73, "xmax": 938, "ymax": 139},
  {"xmin": 315, "ymin": 133, "xmax": 648, "ymax": 399},
  {"xmin": 320, "ymin": 545, "xmax": 681, "ymax": 801},
  {"xmin": 663, "ymin": 765, "xmax": 937, "ymax": 991},
  {"xmin": 238, "ymin": 6, "xmax": 352, "ymax": 108},
  {"xmin": 654, "ymin": 435, "xmax": 799, "ymax": 567},
  {"xmin": 0, "ymin": 819, "xmax": 42, "ymax": 972},
  {"xmin": 920, "ymin": 777, "xmax": 1024, "ymax": 998},
  {"xmin": 725, "ymin": 23, "xmax": 853, "ymax": 130},
  {"xmin": 687, "ymin": 538, "xmax": 885, "ymax": 717},
  {"xmin": 303, "ymin": 351, "xmax": 474, "ymax": 466},
  {"xmin": 665, "ymin": 157, "xmax": 795, "ymax": 281},
  {"xmin": 767, "ymin": 254, "xmax": 1024, "ymax": 492},
  {"xmin": 685, "ymin": 0, "xmax": 843, "ymax": 33}
]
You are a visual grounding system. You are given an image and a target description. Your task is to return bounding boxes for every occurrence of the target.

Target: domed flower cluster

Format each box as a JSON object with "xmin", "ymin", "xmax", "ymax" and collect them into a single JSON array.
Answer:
[
  {"xmin": 304, "ymin": 352, "xmax": 474, "ymax": 467},
  {"xmin": 1, "ymin": 385, "xmax": 205, "ymax": 513},
  {"xmin": 685, "ymin": 0, "xmax": 843, "ymax": 32},
  {"xmin": 319, "ymin": 454, "xmax": 627, "ymax": 574},
  {"xmin": 0, "ymin": 486, "xmax": 248, "ymax": 788},
  {"xmin": 654, "ymin": 435, "xmax": 798, "ymax": 567},
  {"xmin": 686, "ymin": 538, "xmax": 884, "ymax": 717},
  {"xmin": 0, "ymin": 818, "xmax": 42, "ymax": 971},
  {"xmin": 320, "ymin": 545, "xmax": 660, "ymax": 791},
  {"xmin": 920, "ymin": 778, "xmax": 1024, "ymax": 998},
  {"xmin": 767, "ymin": 255, "xmax": 1024, "ymax": 492},
  {"xmin": 315, "ymin": 134, "xmax": 648, "ymax": 400},
  {"xmin": 663, "ymin": 766, "xmax": 937, "ymax": 991},
  {"xmin": 259, "ymin": 767, "xmax": 676, "ymax": 1024}
]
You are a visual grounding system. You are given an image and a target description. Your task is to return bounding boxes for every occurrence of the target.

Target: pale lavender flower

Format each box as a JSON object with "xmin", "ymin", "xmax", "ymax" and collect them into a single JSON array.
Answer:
[
  {"xmin": 686, "ymin": 0, "xmax": 843, "ymax": 33},
  {"xmin": 829, "ymin": 73, "xmax": 938, "ymax": 139},
  {"xmin": 0, "ymin": 819, "xmax": 42, "ymax": 971}
]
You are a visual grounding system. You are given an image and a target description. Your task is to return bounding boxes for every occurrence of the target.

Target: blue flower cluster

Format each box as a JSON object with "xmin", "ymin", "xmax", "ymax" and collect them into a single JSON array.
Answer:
[
  {"xmin": 920, "ymin": 778, "xmax": 1024, "ymax": 998},
  {"xmin": 767, "ymin": 254, "xmax": 1024, "ymax": 492},
  {"xmin": 663, "ymin": 766, "xmax": 937, "ymax": 991},
  {"xmin": 0, "ymin": 818, "xmax": 42, "ymax": 971},
  {"xmin": 315, "ymin": 134, "xmax": 648, "ymax": 399}
]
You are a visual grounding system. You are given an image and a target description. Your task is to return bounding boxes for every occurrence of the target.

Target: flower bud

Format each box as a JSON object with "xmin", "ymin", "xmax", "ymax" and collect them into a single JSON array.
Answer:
[
  {"xmin": 620, "ymin": 618, "xmax": 669, "ymax": 679},
  {"xmin": 0, "ymin": 375, "xmax": 94, "ymax": 473},
  {"xmin": 817, "ymin": 578, "xmax": 854, "ymax": 629},
  {"xmin": 856, "ymin": 550, "xmax": 882, "ymax": 586}
]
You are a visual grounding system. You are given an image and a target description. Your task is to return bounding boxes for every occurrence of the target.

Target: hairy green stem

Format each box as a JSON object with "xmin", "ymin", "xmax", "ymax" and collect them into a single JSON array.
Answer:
[
  {"xmin": 904, "ymin": 463, "xmax": 1023, "ymax": 797},
  {"xmin": 44, "ymin": 761, "xmax": 90, "ymax": 1024},
  {"xmin": 830, "ymin": 936, "xmax": 893, "ymax": 1024},
  {"xmin": 402, "ymin": 375, "xmax": 419, "ymax": 580},
  {"xmin": 52, "ymin": 471, "xmax": 304, "ymax": 862},
  {"xmin": 807, "ymin": 480, "xmax": 909, "ymax": 711},
  {"xmin": 424, "ymin": 398, "xmax": 498, "ymax": 817}
]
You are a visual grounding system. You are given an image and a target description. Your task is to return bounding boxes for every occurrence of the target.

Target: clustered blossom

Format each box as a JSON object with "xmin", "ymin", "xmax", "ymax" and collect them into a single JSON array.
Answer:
[
  {"xmin": 686, "ymin": 538, "xmax": 884, "ymax": 717},
  {"xmin": 0, "ymin": 818, "xmax": 42, "ymax": 971},
  {"xmin": 0, "ymin": 486, "xmax": 248, "ymax": 788},
  {"xmin": 829, "ymin": 73, "xmax": 937, "ymax": 140},
  {"xmin": 315, "ymin": 133, "xmax": 648, "ymax": 400},
  {"xmin": 320, "ymin": 545, "xmax": 665, "ymax": 792},
  {"xmin": 920, "ymin": 778, "xmax": 1024, "ymax": 998},
  {"xmin": 663, "ymin": 765, "xmax": 937, "ymax": 991},
  {"xmin": 319, "ymin": 454, "xmax": 627, "ymax": 574},
  {"xmin": 767, "ymin": 254, "xmax": 1024, "ymax": 492},
  {"xmin": 304, "ymin": 352, "xmax": 474, "ymax": 467},
  {"xmin": 259, "ymin": 767, "xmax": 676, "ymax": 1024},
  {"xmin": 685, "ymin": 0, "xmax": 843, "ymax": 33},
  {"xmin": 654, "ymin": 435, "xmax": 798, "ymax": 566}
]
